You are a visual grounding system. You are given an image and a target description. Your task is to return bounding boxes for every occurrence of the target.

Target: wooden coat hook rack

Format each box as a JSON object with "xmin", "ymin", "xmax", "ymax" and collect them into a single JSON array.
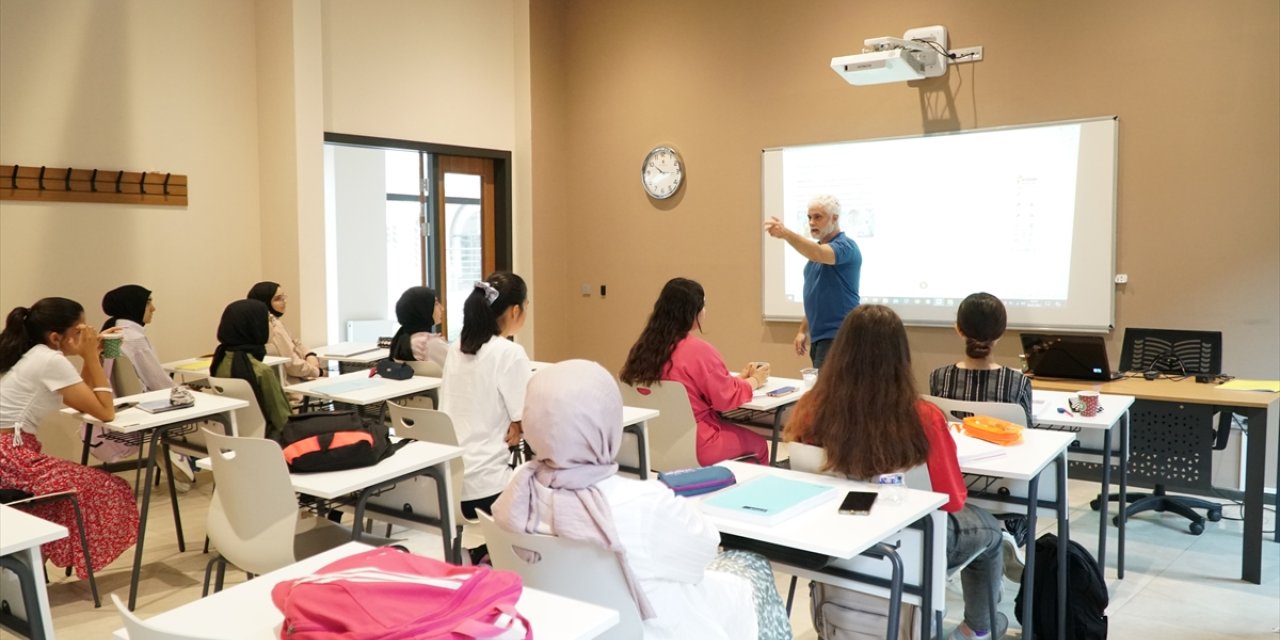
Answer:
[{"xmin": 0, "ymin": 164, "xmax": 188, "ymax": 206}]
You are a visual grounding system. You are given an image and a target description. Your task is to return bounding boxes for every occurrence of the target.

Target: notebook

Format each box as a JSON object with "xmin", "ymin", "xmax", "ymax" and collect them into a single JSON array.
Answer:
[
  {"xmin": 1021, "ymin": 333, "xmax": 1123, "ymax": 382},
  {"xmin": 950, "ymin": 429, "xmax": 1008, "ymax": 463},
  {"xmin": 175, "ymin": 358, "xmax": 213, "ymax": 372},
  {"xmin": 702, "ymin": 474, "xmax": 836, "ymax": 526}
]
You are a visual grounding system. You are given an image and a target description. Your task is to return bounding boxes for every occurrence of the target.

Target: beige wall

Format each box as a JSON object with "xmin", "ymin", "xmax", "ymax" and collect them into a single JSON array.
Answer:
[
  {"xmin": 529, "ymin": 0, "xmax": 1280, "ymax": 384},
  {"xmin": 0, "ymin": 0, "xmax": 265, "ymax": 359}
]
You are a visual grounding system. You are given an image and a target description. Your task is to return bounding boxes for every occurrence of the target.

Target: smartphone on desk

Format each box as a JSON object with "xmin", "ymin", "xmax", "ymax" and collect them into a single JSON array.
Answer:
[
  {"xmin": 838, "ymin": 491, "xmax": 878, "ymax": 515},
  {"xmin": 766, "ymin": 385, "xmax": 797, "ymax": 397}
]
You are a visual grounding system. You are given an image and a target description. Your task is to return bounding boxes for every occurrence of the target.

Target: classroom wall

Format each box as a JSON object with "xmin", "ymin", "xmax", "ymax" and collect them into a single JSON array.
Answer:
[
  {"xmin": 529, "ymin": 1, "xmax": 1279, "ymax": 486},
  {"xmin": 0, "ymin": 0, "xmax": 265, "ymax": 359}
]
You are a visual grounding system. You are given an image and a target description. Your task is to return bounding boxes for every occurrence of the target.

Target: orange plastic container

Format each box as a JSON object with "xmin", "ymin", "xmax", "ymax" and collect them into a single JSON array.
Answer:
[{"xmin": 961, "ymin": 415, "xmax": 1024, "ymax": 446}]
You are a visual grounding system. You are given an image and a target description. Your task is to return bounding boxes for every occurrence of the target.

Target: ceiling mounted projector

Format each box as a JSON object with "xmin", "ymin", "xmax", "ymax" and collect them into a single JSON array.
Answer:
[{"xmin": 831, "ymin": 25, "xmax": 949, "ymax": 86}]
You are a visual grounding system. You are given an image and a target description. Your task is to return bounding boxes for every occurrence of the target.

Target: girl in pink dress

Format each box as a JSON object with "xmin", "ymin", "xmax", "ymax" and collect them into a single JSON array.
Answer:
[{"xmin": 620, "ymin": 278, "xmax": 770, "ymax": 465}]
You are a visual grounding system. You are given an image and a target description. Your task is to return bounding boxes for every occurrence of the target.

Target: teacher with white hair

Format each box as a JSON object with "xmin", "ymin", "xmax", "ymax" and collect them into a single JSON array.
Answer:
[{"xmin": 763, "ymin": 194, "xmax": 862, "ymax": 368}]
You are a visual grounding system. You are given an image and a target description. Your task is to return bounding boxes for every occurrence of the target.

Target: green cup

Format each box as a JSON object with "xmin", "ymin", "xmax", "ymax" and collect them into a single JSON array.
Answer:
[{"xmin": 101, "ymin": 335, "xmax": 123, "ymax": 359}]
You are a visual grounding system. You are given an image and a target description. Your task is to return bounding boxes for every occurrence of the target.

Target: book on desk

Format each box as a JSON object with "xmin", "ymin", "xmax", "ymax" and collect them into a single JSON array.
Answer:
[{"xmin": 702, "ymin": 474, "xmax": 835, "ymax": 526}]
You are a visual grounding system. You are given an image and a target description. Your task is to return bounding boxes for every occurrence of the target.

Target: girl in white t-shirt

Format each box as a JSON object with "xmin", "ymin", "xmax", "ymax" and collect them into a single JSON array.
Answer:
[
  {"xmin": 439, "ymin": 272, "xmax": 531, "ymax": 529},
  {"xmin": 0, "ymin": 297, "xmax": 140, "ymax": 579}
]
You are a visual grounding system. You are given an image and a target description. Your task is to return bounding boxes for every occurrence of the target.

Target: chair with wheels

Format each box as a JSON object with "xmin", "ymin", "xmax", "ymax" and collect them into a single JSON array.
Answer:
[
  {"xmin": 0, "ymin": 488, "xmax": 100, "ymax": 609},
  {"xmin": 201, "ymin": 430, "xmax": 355, "ymax": 595},
  {"xmin": 477, "ymin": 511, "xmax": 643, "ymax": 640},
  {"xmin": 617, "ymin": 380, "xmax": 698, "ymax": 473}
]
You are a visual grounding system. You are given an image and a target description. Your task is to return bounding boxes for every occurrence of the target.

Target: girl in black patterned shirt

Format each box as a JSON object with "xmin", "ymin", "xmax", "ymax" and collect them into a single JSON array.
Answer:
[{"xmin": 929, "ymin": 292, "xmax": 1034, "ymax": 426}]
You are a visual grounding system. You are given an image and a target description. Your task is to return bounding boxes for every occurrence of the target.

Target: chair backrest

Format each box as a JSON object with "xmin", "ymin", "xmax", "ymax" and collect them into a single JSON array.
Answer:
[
  {"xmin": 617, "ymin": 380, "xmax": 698, "ymax": 472},
  {"xmin": 920, "ymin": 394, "xmax": 1029, "ymax": 427},
  {"xmin": 405, "ymin": 359, "xmax": 443, "ymax": 378},
  {"xmin": 109, "ymin": 354, "xmax": 147, "ymax": 396},
  {"xmin": 203, "ymin": 429, "xmax": 301, "ymax": 575},
  {"xmin": 477, "ymin": 512, "xmax": 643, "ymax": 640},
  {"xmin": 788, "ymin": 442, "xmax": 933, "ymax": 490},
  {"xmin": 385, "ymin": 401, "xmax": 464, "ymax": 520},
  {"xmin": 112, "ymin": 593, "xmax": 216, "ymax": 640},
  {"xmin": 205, "ymin": 376, "xmax": 268, "ymax": 439}
]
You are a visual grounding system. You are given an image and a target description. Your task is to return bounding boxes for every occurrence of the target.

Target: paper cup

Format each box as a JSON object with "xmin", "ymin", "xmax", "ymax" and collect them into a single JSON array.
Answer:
[
  {"xmin": 1077, "ymin": 390, "xmax": 1100, "ymax": 416},
  {"xmin": 101, "ymin": 335, "xmax": 123, "ymax": 359},
  {"xmin": 801, "ymin": 367, "xmax": 818, "ymax": 389}
]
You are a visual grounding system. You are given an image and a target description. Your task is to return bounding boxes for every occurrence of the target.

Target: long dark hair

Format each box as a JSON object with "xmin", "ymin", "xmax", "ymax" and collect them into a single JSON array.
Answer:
[
  {"xmin": 389, "ymin": 286, "xmax": 439, "ymax": 361},
  {"xmin": 246, "ymin": 281, "xmax": 283, "ymax": 318},
  {"xmin": 0, "ymin": 297, "xmax": 85, "ymax": 373},
  {"xmin": 459, "ymin": 272, "xmax": 527, "ymax": 355},
  {"xmin": 784, "ymin": 305, "xmax": 929, "ymax": 478},
  {"xmin": 956, "ymin": 292, "xmax": 1006, "ymax": 359},
  {"xmin": 619, "ymin": 278, "xmax": 704, "ymax": 386}
]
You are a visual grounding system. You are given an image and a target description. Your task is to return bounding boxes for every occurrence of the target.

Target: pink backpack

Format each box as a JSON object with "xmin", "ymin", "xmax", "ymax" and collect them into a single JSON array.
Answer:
[{"xmin": 271, "ymin": 547, "xmax": 532, "ymax": 639}]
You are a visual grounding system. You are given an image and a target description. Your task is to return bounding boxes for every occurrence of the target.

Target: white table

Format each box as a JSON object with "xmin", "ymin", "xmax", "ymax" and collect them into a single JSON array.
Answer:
[
  {"xmin": 162, "ymin": 355, "xmax": 289, "ymax": 384},
  {"xmin": 700, "ymin": 461, "xmax": 948, "ymax": 640},
  {"xmin": 0, "ymin": 505, "xmax": 67, "ymax": 640},
  {"xmin": 67, "ymin": 389, "xmax": 248, "ymax": 610},
  {"xmin": 313, "ymin": 343, "xmax": 390, "ymax": 375},
  {"xmin": 1033, "ymin": 389, "xmax": 1135, "ymax": 577},
  {"xmin": 284, "ymin": 370, "xmax": 441, "ymax": 405},
  {"xmin": 959, "ymin": 428, "xmax": 1075, "ymax": 640},
  {"xmin": 733, "ymin": 376, "xmax": 809, "ymax": 464},
  {"xmin": 110, "ymin": 542, "xmax": 619, "ymax": 640},
  {"xmin": 618, "ymin": 406, "xmax": 660, "ymax": 480}
]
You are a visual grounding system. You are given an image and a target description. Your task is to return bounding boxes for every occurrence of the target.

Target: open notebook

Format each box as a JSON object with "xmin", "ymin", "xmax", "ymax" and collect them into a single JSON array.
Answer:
[{"xmin": 950, "ymin": 429, "xmax": 1008, "ymax": 463}]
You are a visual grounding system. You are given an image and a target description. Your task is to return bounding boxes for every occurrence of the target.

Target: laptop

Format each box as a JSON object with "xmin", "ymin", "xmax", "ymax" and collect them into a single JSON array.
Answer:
[{"xmin": 1020, "ymin": 333, "xmax": 1124, "ymax": 381}]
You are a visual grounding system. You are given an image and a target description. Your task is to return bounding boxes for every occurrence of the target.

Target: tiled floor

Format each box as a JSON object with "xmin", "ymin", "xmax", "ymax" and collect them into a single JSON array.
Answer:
[{"xmin": 5, "ymin": 470, "xmax": 1277, "ymax": 639}]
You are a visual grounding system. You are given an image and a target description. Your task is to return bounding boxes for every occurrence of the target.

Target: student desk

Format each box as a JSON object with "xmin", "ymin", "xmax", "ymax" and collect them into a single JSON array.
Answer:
[
  {"xmin": 619, "ymin": 406, "xmax": 660, "ymax": 480},
  {"xmin": 1033, "ymin": 390, "xmax": 1135, "ymax": 578},
  {"xmin": 65, "ymin": 390, "xmax": 248, "ymax": 610},
  {"xmin": 284, "ymin": 370, "xmax": 441, "ymax": 405},
  {"xmin": 730, "ymin": 376, "xmax": 809, "ymax": 464},
  {"xmin": 0, "ymin": 505, "xmax": 67, "ymax": 640},
  {"xmin": 313, "ymin": 343, "xmax": 390, "ymax": 374},
  {"xmin": 700, "ymin": 461, "xmax": 948, "ymax": 640},
  {"xmin": 1031, "ymin": 376, "xmax": 1278, "ymax": 584},
  {"xmin": 161, "ymin": 355, "xmax": 288, "ymax": 384},
  {"xmin": 110, "ymin": 542, "xmax": 621, "ymax": 640},
  {"xmin": 960, "ymin": 428, "xmax": 1074, "ymax": 640}
]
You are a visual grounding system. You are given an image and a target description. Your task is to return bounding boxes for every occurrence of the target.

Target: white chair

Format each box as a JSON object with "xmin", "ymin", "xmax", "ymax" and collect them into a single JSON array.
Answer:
[
  {"xmin": 477, "ymin": 512, "xmax": 643, "ymax": 640},
  {"xmin": 920, "ymin": 395, "xmax": 1029, "ymax": 427},
  {"xmin": 617, "ymin": 380, "xmax": 698, "ymax": 472},
  {"xmin": 397, "ymin": 360, "xmax": 442, "ymax": 409},
  {"xmin": 367, "ymin": 401, "xmax": 471, "ymax": 562},
  {"xmin": 201, "ymin": 430, "xmax": 353, "ymax": 594},
  {"xmin": 108, "ymin": 354, "xmax": 147, "ymax": 397},
  {"xmin": 111, "ymin": 593, "xmax": 216, "ymax": 640}
]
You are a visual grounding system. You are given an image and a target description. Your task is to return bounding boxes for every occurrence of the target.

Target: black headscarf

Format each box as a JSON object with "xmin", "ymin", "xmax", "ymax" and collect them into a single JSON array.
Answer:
[
  {"xmin": 210, "ymin": 299, "xmax": 271, "ymax": 411},
  {"xmin": 246, "ymin": 281, "xmax": 283, "ymax": 318},
  {"xmin": 101, "ymin": 285, "xmax": 151, "ymax": 330},
  {"xmin": 389, "ymin": 287, "xmax": 439, "ymax": 362}
]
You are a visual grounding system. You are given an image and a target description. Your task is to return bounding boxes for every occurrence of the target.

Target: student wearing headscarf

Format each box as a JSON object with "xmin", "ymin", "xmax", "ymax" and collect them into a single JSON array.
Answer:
[
  {"xmin": 100, "ymin": 284, "xmax": 173, "ymax": 392},
  {"xmin": 210, "ymin": 299, "xmax": 291, "ymax": 439},
  {"xmin": 493, "ymin": 360, "xmax": 792, "ymax": 640},
  {"xmin": 388, "ymin": 286, "xmax": 448, "ymax": 366},
  {"xmin": 246, "ymin": 281, "xmax": 323, "ymax": 385}
]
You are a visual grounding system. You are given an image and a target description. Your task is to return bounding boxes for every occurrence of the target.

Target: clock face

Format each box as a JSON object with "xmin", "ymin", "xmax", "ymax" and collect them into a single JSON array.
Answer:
[{"xmin": 642, "ymin": 146, "xmax": 683, "ymax": 199}]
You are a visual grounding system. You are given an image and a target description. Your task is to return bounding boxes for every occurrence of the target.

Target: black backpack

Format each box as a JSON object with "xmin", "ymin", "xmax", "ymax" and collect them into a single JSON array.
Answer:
[
  {"xmin": 1014, "ymin": 533, "xmax": 1108, "ymax": 640},
  {"xmin": 277, "ymin": 410, "xmax": 408, "ymax": 473}
]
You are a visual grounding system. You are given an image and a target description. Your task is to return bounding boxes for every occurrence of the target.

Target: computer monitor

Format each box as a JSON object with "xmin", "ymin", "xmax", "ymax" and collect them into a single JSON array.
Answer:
[{"xmin": 1119, "ymin": 328, "xmax": 1222, "ymax": 375}]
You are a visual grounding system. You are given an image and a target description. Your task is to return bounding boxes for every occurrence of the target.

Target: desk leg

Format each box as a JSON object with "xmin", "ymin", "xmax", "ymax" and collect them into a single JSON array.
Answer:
[
  {"xmin": 434, "ymin": 461, "xmax": 457, "ymax": 564},
  {"xmin": 1098, "ymin": 426, "xmax": 1112, "ymax": 573},
  {"xmin": 1118, "ymin": 410, "xmax": 1129, "ymax": 579},
  {"xmin": 1242, "ymin": 406, "xmax": 1269, "ymax": 583},
  {"xmin": 159, "ymin": 438, "xmax": 186, "ymax": 552},
  {"xmin": 1022, "ymin": 475, "xmax": 1038, "ymax": 640},
  {"xmin": 1056, "ymin": 453, "xmax": 1069, "ymax": 640},
  {"xmin": 623, "ymin": 422, "xmax": 650, "ymax": 480},
  {"xmin": 770, "ymin": 410, "xmax": 783, "ymax": 466},
  {"xmin": 126, "ymin": 430, "xmax": 163, "ymax": 610},
  {"xmin": 919, "ymin": 515, "xmax": 935, "ymax": 640}
]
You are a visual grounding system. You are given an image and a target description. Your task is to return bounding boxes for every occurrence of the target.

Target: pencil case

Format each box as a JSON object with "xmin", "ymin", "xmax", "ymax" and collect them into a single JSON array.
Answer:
[
  {"xmin": 961, "ymin": 415, "xmax": 1024, "ymax": 446},
  {"xmin": 657, "ymin": 466, "xmax": 737, "ymax": 497}
]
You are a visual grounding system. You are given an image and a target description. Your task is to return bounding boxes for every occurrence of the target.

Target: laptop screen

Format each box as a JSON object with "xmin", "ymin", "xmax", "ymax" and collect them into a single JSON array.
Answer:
[{"xmin": 1020, "ymin": 333, "xmax": 1119, "ymax": 381}]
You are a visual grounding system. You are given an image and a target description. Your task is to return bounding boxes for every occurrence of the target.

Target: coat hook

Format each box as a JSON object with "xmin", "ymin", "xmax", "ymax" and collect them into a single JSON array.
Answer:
[
  {"xmin": 139, "ymin": 171, "xmax": 147, "ymax": 195},
  {"xmin": 163, "ymin": 173, "xmax": 172, "ymax": 195},
  {"xmin": 115, "ymin": 170, "xmax": 124, "ymax": 193},
  {"xmin": 90, "ymin": 168, "xmax": 98, "ymax": 192},
  {"xmin": 65, "ymin": 167, "xmax": 73, "ymax": 192},
  {"xmin": 9, "ymin": 165, "xmax": 16, "ymax": 190},
  {"xmin": 38, "ymin": 166, "xmax": 46, "ymax": 190}
]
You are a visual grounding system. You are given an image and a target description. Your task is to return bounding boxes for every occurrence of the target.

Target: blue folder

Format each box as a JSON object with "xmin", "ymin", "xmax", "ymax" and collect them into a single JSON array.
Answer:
[
  {"xmin": 311, "ymin": 378, "xmax": 382, "ymax": 396},
  {"xmin": 703, "ymin": 474, "xmax": 835, "ymax": 525}
]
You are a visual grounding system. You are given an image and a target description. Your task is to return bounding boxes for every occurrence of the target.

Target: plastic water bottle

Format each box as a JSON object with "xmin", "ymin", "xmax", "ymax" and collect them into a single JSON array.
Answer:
[{"xmin": 877, "ymin": 472, "xmax": 905, "ymax": 503}]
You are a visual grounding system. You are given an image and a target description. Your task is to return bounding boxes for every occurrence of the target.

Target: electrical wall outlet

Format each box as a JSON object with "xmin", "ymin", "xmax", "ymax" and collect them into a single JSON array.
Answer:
[
  {"xmin": 580, "ymin": 283, "xmax": 592, "ymax": 296},
  {"xmin": 1114, "ymin": 274, "xmax": 1128, "ymax": 284},
  {"xmin": 948, "ymin": 46, "xmax": 983, "ymax": 63}
]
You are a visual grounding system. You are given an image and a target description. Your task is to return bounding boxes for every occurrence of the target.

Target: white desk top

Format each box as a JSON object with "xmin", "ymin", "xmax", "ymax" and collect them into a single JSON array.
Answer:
[
  {"xmin": 287, "ymin": 440, "xmax": 462, "ymax": 500},
  {"xmin": 0, "ymin": 505, "xmax": 68, "ymax": 556},
  {"xmin": 1032, "ymin": 389, "xmax": 1135, "ymax": 431},
  {"xmin": 698, "ymin": 461, "xmax": 947, "ymax": 560},
  {"xmin": 740, "ymin": 376, "xmax": 808, "ymax": 411},
  {"xmin": 162, "ymin": 355, "xmax": 289, "ymax": 377},
  {"xmin": 284, "ymin": 371, "xmax": 441, "ymax": 405},
  {"xmin": 110, "ymin": 542, "xmax": 619, "ymax": 640},
  {"xmin": 958, "ymin": 428, "xmax": 1075, "ymax": 481},
  {"xmin": 313, "ymin": 343, "xmax": 390, "ymax": 364},
  {"xmin": 622, "ymin": 405, "xmax": 659, "ymax": 426},
  {"xmin": 63, "ymin": 389, "xmax": 248, "ymax": 435}
]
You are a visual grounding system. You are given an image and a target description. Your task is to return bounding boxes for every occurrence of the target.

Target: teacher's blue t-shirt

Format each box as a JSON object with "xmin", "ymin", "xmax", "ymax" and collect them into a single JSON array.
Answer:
[{"xmin": 802, "ymin": 231, "xmax": 862, "ymax": 343}]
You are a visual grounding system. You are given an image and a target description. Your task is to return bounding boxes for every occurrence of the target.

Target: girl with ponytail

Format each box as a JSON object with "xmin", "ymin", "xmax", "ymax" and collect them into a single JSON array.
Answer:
[
  {"xmin": 0, "ymin": 297, "xmax": 140, "ymax": 580},
  {"xmin": 928, "ymin": 292, "xmax": 1034, "ymax": 425},
  {"xmin": 438, "ymin": 271, "xmax": 531, "ymax": 528}
]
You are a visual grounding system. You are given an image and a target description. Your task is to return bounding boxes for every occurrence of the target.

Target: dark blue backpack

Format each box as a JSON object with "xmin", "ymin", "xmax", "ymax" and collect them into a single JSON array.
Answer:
[{"xmin": 1014, "ymin": 533, "xmax": 1108, "ymax": 640}]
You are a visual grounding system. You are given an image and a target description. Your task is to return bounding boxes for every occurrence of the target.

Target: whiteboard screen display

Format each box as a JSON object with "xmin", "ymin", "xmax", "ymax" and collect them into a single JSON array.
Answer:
[{"xmin": 761, "ymin": 117, "xmax": 1118, "ymax": 331}]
